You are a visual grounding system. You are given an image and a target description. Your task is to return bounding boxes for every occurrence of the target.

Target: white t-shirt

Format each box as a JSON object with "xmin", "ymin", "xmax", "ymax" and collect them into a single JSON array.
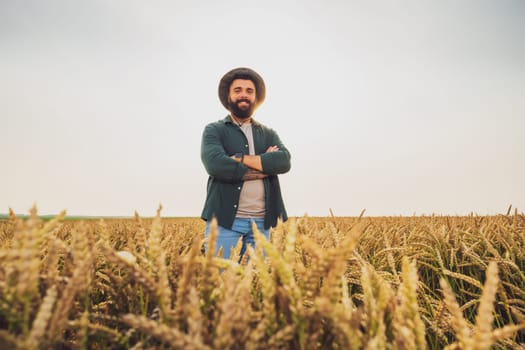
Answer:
[{"xmin": 236, "ymin": 123, "xmax": 265, "ymax": 218}]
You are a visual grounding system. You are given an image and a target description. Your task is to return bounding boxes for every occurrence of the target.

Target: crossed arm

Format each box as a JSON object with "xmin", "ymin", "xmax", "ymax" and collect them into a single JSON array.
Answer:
[{"xmin": 232, "ymin": 145, "xmax": 279, "ymax": 181}]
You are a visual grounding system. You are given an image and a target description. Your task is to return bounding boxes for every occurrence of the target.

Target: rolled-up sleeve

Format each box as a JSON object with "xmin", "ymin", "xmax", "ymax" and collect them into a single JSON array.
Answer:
[{"xmin": 260, "ymin": 129, "xmax": 291, "ymax": 175}]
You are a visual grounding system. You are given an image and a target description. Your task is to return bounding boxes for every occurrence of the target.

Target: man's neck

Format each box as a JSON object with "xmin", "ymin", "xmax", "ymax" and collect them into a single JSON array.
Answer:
[{"xmin": 230, "ymin": 114, "xmax": 252, "ymax": 126}]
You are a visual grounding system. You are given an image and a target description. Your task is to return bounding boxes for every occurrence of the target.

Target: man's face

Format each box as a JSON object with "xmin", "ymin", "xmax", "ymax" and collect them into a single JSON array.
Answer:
[{"xmin": 228, "ymin": 79, "xmax": 256, "ymax": 119}]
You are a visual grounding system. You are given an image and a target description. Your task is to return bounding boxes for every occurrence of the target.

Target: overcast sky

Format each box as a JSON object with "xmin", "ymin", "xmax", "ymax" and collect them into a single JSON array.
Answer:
[{"xmin": 1, "ymin": 0, "xmax": 524, "ymax": 217}]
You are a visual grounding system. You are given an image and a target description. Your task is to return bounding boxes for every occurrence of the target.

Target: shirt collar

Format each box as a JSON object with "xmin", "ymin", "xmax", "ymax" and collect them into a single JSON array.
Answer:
[{"xmin": 222, "ymin": 115, "xmax": 261, "ymax": 127}]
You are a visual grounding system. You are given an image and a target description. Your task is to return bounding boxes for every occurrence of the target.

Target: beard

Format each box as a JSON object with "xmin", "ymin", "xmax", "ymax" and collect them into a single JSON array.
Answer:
[{"xmin": 228, "ymin": 97, "xmax": 255, "ymax": 119}]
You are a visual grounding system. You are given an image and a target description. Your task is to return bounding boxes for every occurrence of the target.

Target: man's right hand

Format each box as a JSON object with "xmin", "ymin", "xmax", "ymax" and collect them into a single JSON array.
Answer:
[{"xmin": 242, "ymin": 169, "xmax": 268, "ymax": 181}]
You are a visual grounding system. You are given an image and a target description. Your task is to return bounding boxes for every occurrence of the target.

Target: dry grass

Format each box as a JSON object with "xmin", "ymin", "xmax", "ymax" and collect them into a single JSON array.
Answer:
[{"xmin": 1, "ymin": 207, "xmax": 524, "ymax": 349}]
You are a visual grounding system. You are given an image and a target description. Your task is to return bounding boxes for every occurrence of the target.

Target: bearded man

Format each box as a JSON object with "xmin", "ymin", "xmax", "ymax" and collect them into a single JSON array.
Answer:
[{"xmin": 200, "ymin": 67, "xmax": 291, "ymax": 260}]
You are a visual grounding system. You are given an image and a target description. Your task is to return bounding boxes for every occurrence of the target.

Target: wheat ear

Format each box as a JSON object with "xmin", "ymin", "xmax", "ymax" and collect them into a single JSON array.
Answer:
[
  {"xmin": 122, "ymin": 314, "xmax": 211, "ymax": 350},
  {"xmin": 439, "ymin": 277, "xmax": 472, "ymax": 349},
  {"xmin": 472, "ymin": 261, "xmax": 499, "ymax": 350}
]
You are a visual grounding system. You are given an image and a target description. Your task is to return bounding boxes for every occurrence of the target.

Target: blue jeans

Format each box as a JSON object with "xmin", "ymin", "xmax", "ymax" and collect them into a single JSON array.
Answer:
[{"xmin": 205, "ymin": 218, "xmax": 270, "ymax": 260}]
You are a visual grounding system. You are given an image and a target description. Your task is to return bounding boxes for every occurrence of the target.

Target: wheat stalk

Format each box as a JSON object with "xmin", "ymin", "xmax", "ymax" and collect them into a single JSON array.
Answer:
[{"xmin": 24, "ymin": 285, "xmax": 57, "ymax": 349}]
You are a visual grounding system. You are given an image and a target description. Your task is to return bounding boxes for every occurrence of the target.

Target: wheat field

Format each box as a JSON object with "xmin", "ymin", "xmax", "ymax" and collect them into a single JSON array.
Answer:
[{"xmin": 1, "ymin": 206, "xmax": 524, "ymax": 349}]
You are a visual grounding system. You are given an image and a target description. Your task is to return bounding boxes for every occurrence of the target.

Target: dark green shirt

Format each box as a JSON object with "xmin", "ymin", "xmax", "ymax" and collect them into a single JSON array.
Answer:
[{"xmin": 200, "ymin": 116, "xmax": 291, "ymax": 229}]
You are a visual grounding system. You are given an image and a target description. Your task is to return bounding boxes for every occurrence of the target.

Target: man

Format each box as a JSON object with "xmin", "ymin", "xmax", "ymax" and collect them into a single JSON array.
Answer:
[{"xmin": 200, "ymin": 67, "xmax": 291, "ymax": 260}]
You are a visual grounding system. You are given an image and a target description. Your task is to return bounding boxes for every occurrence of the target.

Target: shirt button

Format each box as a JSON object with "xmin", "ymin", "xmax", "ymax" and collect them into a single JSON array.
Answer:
[
  {"xmin": 237, "ymin": 187, "xmax": 241, "ymax": 190},
  {"xmin": 233, "ymin": 204, "xmax": 237, "ymax": 208},
  {"xmin": 245, "ymin": 144, "xmax": 248, "ymax": 148}
]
